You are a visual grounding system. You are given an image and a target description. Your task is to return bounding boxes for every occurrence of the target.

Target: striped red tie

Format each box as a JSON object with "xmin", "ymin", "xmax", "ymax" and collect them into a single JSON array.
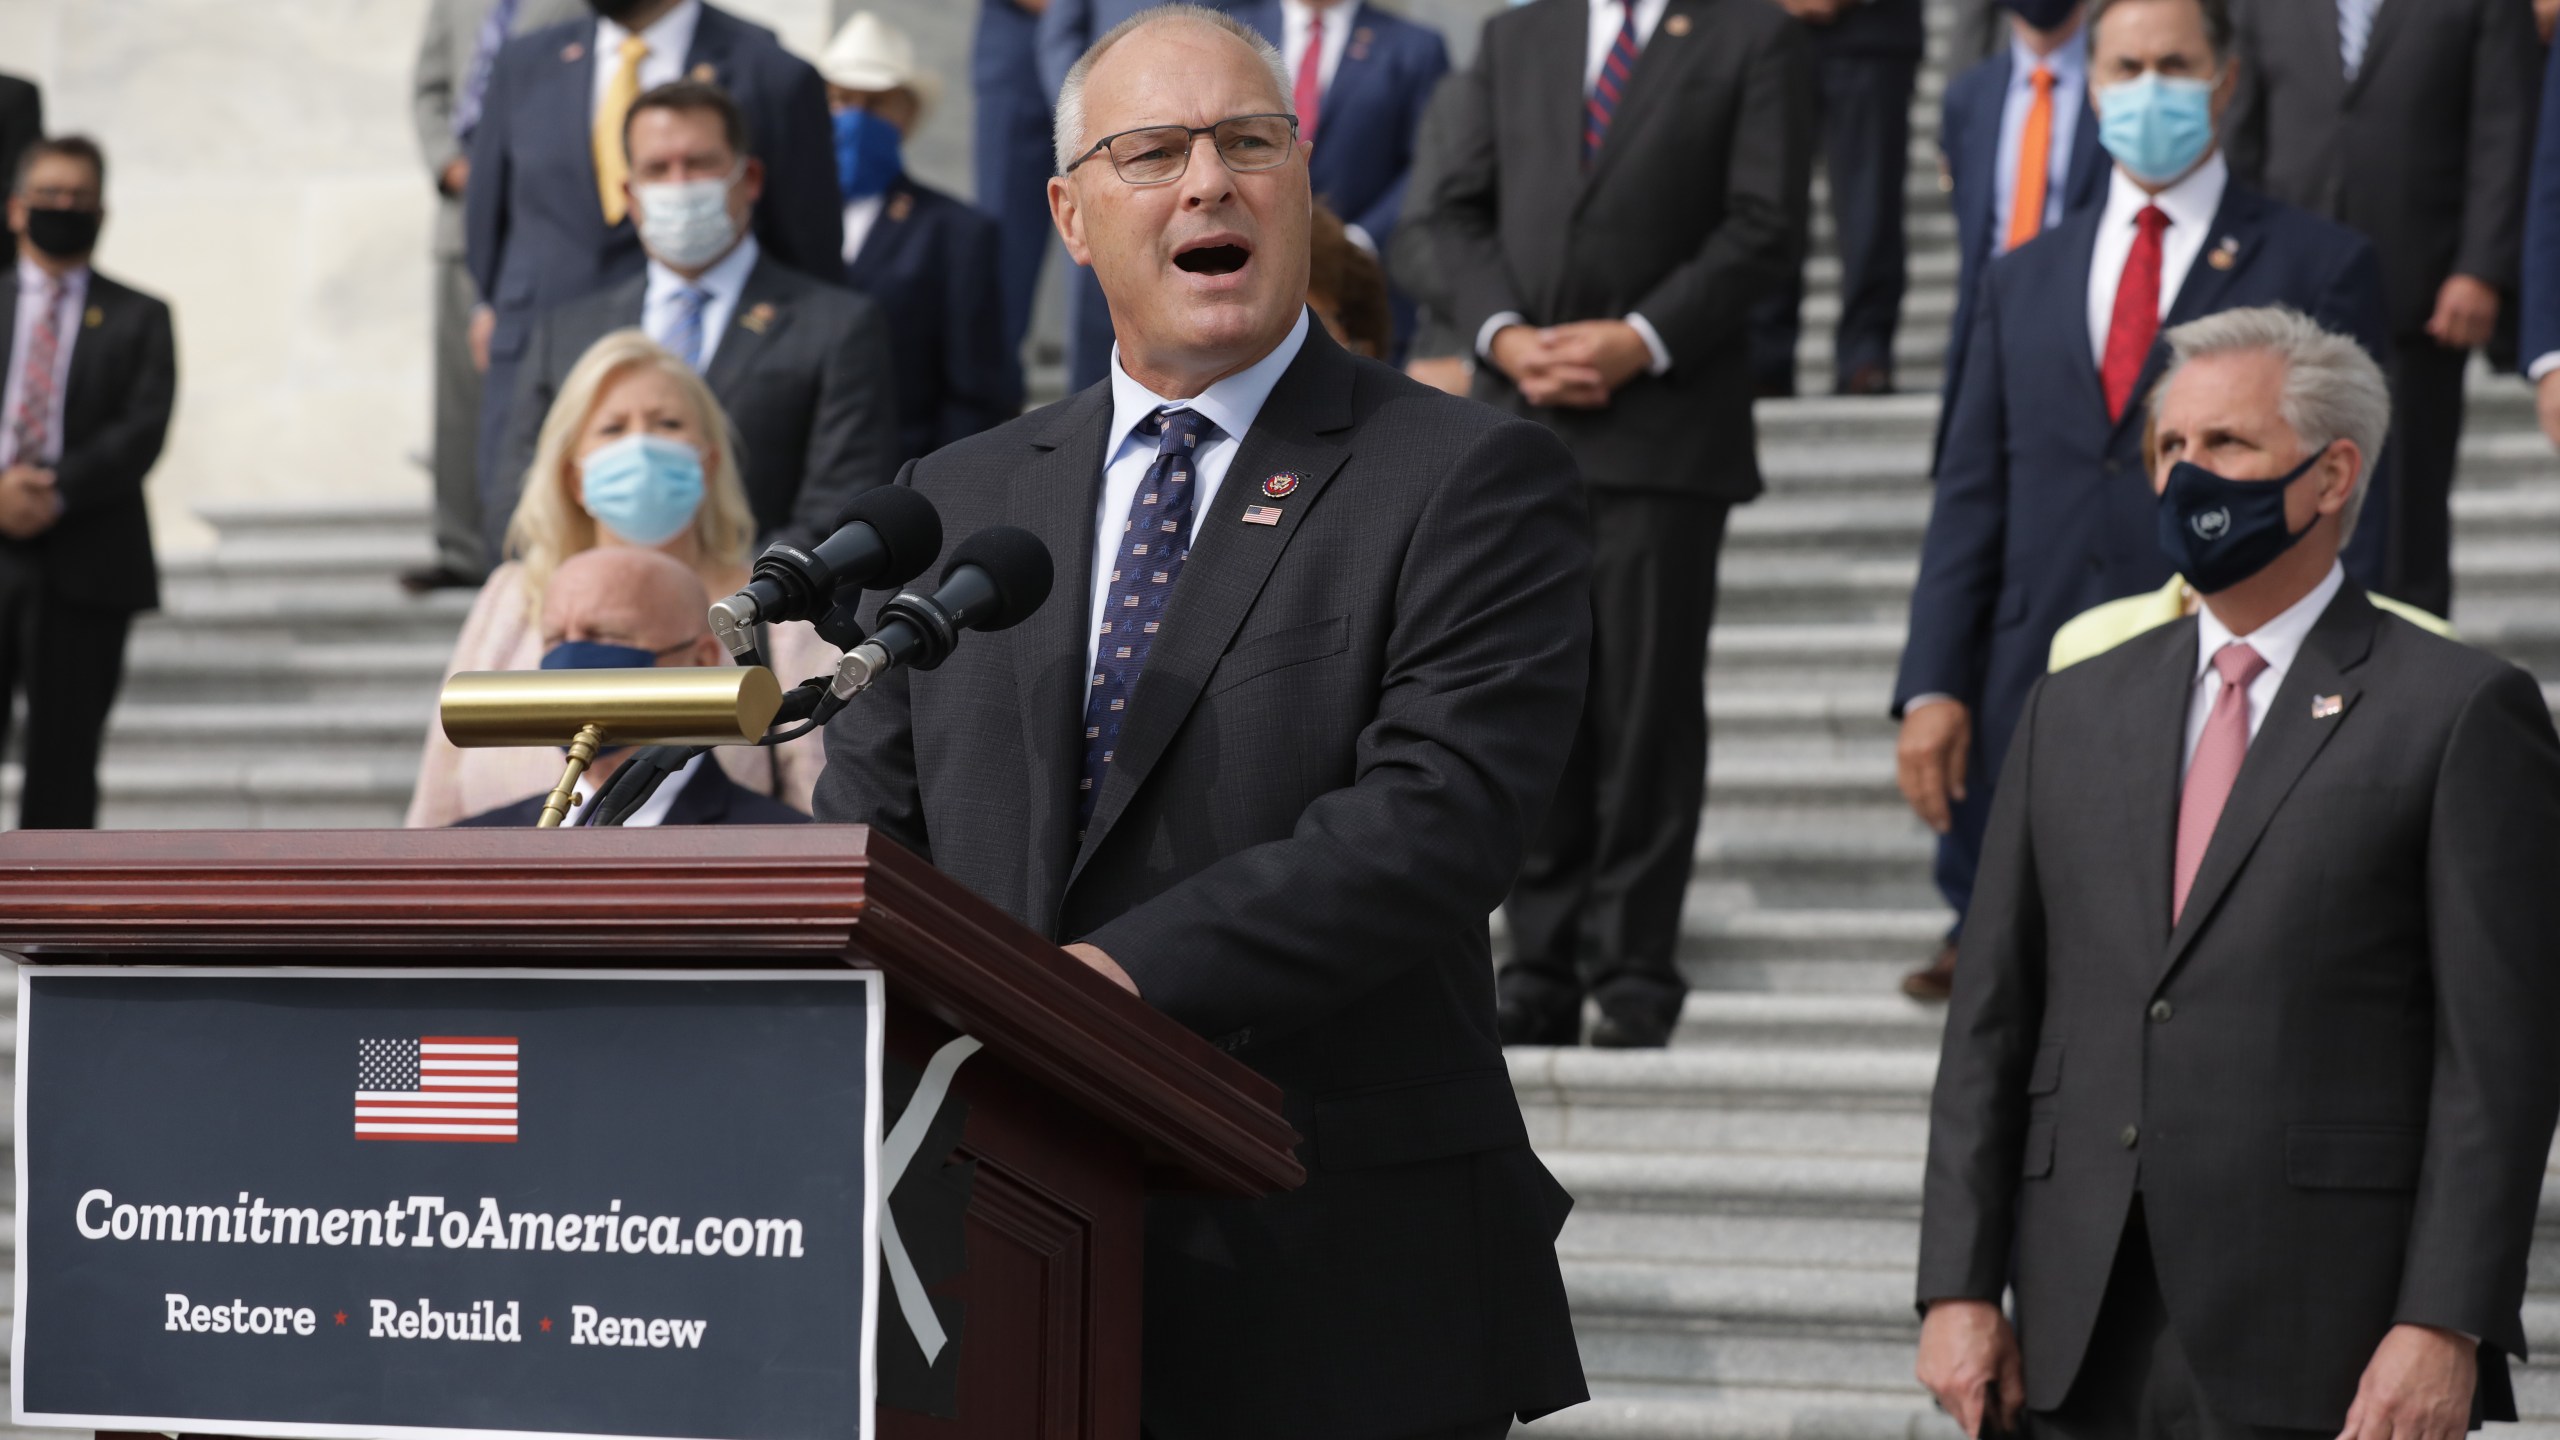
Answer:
[
  {"xmin": 1584, "ymin": 0, "xmax": 1642, "ymax": 164},
  {"xmin": 9, "ymin": 275, "xmax": 62, "ymax": 466}
]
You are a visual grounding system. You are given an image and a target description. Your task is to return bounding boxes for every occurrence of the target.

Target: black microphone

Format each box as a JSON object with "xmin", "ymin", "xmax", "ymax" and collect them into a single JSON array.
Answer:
[
  {"xmin": 708, "ymin": 486, "xmax": 942, "ymax": 659},
  {"xmin": 819, "ymin": 526, "xmax": 1054, "ymax": 713}
]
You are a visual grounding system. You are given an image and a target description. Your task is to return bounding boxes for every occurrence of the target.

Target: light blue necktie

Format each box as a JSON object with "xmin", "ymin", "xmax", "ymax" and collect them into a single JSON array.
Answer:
[
  {"xmin": 663, "ymin": 286, "xmax": 709, "ymax": 373},
  {"xmin": 2338, "ymin": 0, "xmax": 2377, "ymax": 81}
]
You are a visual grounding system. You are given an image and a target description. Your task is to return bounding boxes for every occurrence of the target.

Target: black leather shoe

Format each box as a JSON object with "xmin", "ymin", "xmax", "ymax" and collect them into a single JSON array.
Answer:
[
  {"xmin": 1901, "ymin": 943, "xmax": 1959, "ymax": 1002},
  {"xmin": 1496, "ymin": 997, "xmax": 1580, "ymax": 1047},
  {"xmin": 1589, "ymin": 1008, "xmax": 1675, "ymax": 1049},
  {"xmin": 399, "ymin": 564, "xmax": 481, "ymax": 595}
]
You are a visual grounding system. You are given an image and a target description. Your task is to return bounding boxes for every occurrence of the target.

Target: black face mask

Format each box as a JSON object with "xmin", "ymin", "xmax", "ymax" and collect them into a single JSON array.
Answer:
[
  {"xmin": 585, "ymin": 0, "xmax": 658, "ymax": 21},
  {"xmin": 23, "ymin": 207, "xmax": 101, "ymax": 261},
  {"xmin": 2002, "ymin": 0, "xmax": 2081, "ymax": 31},
  {"xmin": 2155, "ymin": 443, "xmax": 2331, "ymax": 594}
]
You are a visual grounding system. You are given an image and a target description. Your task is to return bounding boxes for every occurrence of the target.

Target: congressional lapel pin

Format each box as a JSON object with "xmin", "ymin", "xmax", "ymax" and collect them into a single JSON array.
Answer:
[
  {"xmin": 83, "ymin": 306, "xmax": 103, "ymax": 329},
  {"xmin": 2207, "ymin": 237, "xmax": 2240, "ymax": 271},
  {"xmin": 561, "ymin": 40, "xmax": 585, "ymax": 62},
  {"xmin": 888, "ymin": 190, "xmax": 915, "ymax": 223},
  {"xmin": 739, "ymin": 302, "xmax": 777, "ymax": 334},
  {"xmin": 1664, "ymin": 13, "xmax": 1692, "ymax": 35},
  {"xmin": 690, "ymin": 62, "xmax": 718, "ymax": 82},
  {"xmin": 1350, "ymin": 26, "xmax": 1373, "ymax": 59},
  {"xmin": 1262, "ymin": 472, "xmax": 1301, "ymax": 499},
  {"xmin": 2311, "ymin": 694, "xmax": 2345, "ymax": 720},
  {"xmin": 1242, "ymin": 505, "xmax": 1283, "ymax": 526}
]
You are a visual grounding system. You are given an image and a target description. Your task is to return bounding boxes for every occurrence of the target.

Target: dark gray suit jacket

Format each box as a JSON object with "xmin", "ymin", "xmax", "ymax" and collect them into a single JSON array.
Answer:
[
  {"xmin": 2226, "ymin": 0, "xmax": 2540, "ymax": 336},
  {"xmin": 1918, "ymin": 585, "xmax": 2560, "ymax": 1428},
  {"xmin": 814, "ymin": 324, "xmax": 1591, "ymax": 1436},
  {"xmin": 499, "ymin": 254, "xmax": 897, "ymax": 549},
  {"xmin": 0, "ymin": 73, "xmax": 41, "ymax": 269},
  {"xmin": 1427, "ymin": 0, "xmax": 1812, "ymax": 501}
]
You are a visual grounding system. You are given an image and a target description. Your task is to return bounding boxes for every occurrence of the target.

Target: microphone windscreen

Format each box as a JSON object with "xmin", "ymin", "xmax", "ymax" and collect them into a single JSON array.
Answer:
[
  {"xmin": 944, "ymin": 525, "xmax": 1054, "ymax": 631},
  {"xmin": 834, "ymin": 485, "xmax": 944, "ymax": 589}
]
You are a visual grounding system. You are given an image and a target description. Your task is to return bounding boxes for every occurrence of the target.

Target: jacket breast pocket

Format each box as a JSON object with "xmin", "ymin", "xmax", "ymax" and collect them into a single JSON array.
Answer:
[
  {"xmin": 2285, "ymin": 1124, "xmax": 2424, "ymax": 1191},
  {"xmin": 1206, "ymin": 615, "xmax": 1349, "ymax": 697}
]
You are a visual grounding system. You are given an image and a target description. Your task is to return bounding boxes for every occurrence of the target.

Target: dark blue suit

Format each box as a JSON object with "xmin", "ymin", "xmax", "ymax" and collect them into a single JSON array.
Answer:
[
  {"xmin": 1935, "ymin": 44, "xmax": 2107, "ymax": 472},
  {"xmin": 453, "ymin": 760, "xmax": 811, "ymax": 826},
  {"xmin": 844, "ymin": 175, "xmax": 1025, "ymax": 466},
  {"xmin": 2519, "ymin": 36, "xmax": 2560, "ymax": 380},
  {"xmin": 1895, "ymin": 182, "xmax": 2393, "ymax": 928},
  {"xmin": 464, "ymin": 4, "xmax": 842, "ymax": 554},
  {"xmin": 972, "ymin": 0, "xmax": 1057, "ymax": 353}
]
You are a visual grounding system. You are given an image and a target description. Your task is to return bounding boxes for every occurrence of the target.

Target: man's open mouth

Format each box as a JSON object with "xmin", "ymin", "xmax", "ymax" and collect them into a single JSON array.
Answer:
[{"xmin": 1175, "ymin": 242, "xmax": 1252, "ymax": 276}]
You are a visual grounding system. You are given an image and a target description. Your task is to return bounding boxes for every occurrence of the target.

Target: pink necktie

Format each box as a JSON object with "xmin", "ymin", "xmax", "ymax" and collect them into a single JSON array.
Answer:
[
  {"xmin": 2172, "ymin": 642, "xmax": 2269, "ymax": 922},
  {"xmin": 1294, "ymin": 12, "xmax": 1325, "ymax": 146},
  {"xmin": 10, "ymin": 275, "xmax": 62, "ymax": 466}
]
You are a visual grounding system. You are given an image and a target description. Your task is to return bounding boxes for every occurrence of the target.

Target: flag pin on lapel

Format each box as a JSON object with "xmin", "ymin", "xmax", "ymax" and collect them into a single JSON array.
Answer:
[
  {"xmin": 1664, "ymin": 12, "xmax": 1691, "ymax": 34},
  {"xmin": 562, "ymin": 41, "xmax": 585, "ymax": 61},
  {"xmin": 690, "ymin": 62, "xmax": 718, "ymax": 82},
  {"xmin": 2311, "ymin": 694, "xmax": 2344, "ymax": 719},
  {"xmin": 1242, "ymin": 505, "xmax": 1283, "ymax": 526},
  {"xmin": 2207, "ymin": 237, "xmax": 2240, "ymax": 271},
  {"xmin": 740, "ymin": 302, "xmax": 777, "ymax": 333}
]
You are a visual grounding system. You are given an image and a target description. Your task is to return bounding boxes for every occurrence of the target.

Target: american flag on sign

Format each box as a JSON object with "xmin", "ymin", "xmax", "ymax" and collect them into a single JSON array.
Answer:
[{"xmin": 354, "ymin": 1037, "xmax": 519, "ymax": 1143}]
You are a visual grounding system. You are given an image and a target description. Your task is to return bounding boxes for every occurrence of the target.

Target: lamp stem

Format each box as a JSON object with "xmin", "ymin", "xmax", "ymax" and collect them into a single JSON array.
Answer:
[{"xmin": 537, "ymin": 724, "xmax": 607, "ymax": 829}]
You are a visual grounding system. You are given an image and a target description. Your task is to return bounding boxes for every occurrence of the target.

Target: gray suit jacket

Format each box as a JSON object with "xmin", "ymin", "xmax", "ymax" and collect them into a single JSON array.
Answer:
[
  {"xmin": 1426, "ymin": 0, "xmax": 1812, "ymax": 501},
  {"xmin": 813, "ymin": 323, "xmax": 1591, "ymax": 1435},
  {"xmin": 1918, "ymin": 585, "xmax": 2560, "ymax": 1428},
  {"xmin": 499, "ymin": 254, "xmax": 898, "ymax": 549},
  {"xmin": 2226, "ymin": 0, "xmax": 2540, "ymax": 336},
  {"xmin": 412, "ymin": 0, "xmax": 583, "ymax": 261}
]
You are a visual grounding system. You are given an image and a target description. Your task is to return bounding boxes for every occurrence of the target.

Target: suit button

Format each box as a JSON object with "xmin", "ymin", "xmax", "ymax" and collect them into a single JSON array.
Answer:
[
  {"xmin": 2119, "ymin": 1125, "xmax": 2140, "ymax": 1149},
  {"xmin": 2149, "ymin": 1000, "xmax": 2173, "ymax": 1023}
]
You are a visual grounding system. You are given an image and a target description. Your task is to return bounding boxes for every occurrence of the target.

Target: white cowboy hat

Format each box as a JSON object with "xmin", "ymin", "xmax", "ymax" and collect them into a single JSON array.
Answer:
[{"xmin": 817, "ymin": 12, "xmax": 942, "ymax": 119}]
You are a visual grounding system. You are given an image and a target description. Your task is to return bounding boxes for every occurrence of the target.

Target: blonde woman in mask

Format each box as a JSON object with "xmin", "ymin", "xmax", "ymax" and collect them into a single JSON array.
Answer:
[{"xmin": 404, "ymin": 330, "xmax": 838, "ymax": 827}]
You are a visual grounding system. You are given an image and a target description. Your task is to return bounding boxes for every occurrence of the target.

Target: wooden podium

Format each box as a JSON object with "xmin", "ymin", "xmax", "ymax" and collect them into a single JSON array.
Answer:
[{"xmin": 0, "ymin": 826, "xmax": 1303, "ymax": 1440}]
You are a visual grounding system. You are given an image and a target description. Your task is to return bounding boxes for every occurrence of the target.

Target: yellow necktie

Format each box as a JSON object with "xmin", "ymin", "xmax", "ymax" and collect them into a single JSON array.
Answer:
[{"xmin": 594, "ymin": 35, "xmax": 650, "ymax": 225}]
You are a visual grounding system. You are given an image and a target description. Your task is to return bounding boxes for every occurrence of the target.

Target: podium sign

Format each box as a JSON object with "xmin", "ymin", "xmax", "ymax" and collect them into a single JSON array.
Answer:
[{"xmin": 12, "ymin": 968, "xmax": 884, "ymax": 1440}]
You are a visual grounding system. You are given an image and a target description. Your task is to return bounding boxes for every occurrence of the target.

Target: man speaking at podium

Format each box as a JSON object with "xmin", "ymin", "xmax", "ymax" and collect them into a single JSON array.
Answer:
[{"xmin": 813, "ymin": 6, "xmax": 1593, "ymax": 1435}]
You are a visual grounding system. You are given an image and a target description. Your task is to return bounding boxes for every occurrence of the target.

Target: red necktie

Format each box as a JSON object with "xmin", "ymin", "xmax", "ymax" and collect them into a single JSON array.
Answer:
[
  {"xmin": 2172, "ymin": 642, "xmax": 2269, "ymax": 921},
  {"xmin": 2102, "ymin": 204, "xmax": 2169, "ymax": 421},
  {"xmin": 9, "ymin": 275, "xmax": 63, "ymax": 467},
  {"xmin": 1294, "ymin": 11, "xmax": 1325, "ymax": 147}
]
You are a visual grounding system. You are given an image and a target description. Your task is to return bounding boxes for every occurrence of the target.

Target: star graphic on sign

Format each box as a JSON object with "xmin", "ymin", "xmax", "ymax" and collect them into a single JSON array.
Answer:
[
  {"xmin": 334, "ymin": 1311, "xmax": 347, "ymax": 1326},
  {"xmin": 539, "ymin": 1316, "xmax": 552, "ymax": 1333}
]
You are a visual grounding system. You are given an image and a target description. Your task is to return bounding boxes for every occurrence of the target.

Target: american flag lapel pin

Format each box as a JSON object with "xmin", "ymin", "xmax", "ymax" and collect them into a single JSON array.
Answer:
[
  {"xmin": 2208, "ymin": 237, "xmax": 2240, "ymax": 271},
  {"xmin": 2310, "ymin": 694, "xmax": 2344, "ymax": 719},
  {"xmin": 1242, "ymin": 505, "xmax": 1283, "ymax": 526},
  {"xmin": 561, "ymin": 40, "xmax": 585, "ymax": 62}
]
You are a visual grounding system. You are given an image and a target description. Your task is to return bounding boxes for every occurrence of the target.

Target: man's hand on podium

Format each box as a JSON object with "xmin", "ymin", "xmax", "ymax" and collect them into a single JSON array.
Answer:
[{"xmin": 1066, "ymin": 943, "xmax": 1139, "ymax": 997}]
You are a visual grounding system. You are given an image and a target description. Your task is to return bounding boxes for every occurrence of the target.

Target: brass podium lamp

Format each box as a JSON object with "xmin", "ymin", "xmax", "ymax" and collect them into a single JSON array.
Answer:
[{"xmin": 437, "ymin": 667, "xmax": 784, "ymax": 827}]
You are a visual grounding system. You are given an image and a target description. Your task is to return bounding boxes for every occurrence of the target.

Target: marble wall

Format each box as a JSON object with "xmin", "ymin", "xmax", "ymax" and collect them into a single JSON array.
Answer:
[{"xmin": 0, "ymin": 0, "xmax": 1491, "ymax": 550}]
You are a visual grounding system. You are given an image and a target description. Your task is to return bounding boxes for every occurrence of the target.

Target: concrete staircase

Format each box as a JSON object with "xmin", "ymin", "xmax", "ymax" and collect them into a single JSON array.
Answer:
[{"xmin": 0, "ymin": 1, "xmax": 2554, "ymax": 1433}]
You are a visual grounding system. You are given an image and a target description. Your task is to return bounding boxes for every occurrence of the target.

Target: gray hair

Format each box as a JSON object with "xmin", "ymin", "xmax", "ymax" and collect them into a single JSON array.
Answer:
[
  {"xmin": 2153, "ymin": 305, "xmax": 2393, "ymax": 542},
  {"xmin": 1053, "ymin": 4, "xmax": 1292, "ymax": 172}
]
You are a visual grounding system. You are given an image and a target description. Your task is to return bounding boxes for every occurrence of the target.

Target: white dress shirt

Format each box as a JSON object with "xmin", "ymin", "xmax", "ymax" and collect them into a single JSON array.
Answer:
[
  {"xmin": 1992, "ymin": 28, "xmax": 2088, "ymax": 255},
  {"xmin": 574, "ymin": 750, "xmax": 703, "ymax": 828},
  {"xmin": 1280, "ymin": 0, "xmax": 1356, "ymax": 102},
  {"xmin": 0, "ymin": 256, "xmax": 88, "ymax": 470},
  {"xmin": 592, "ymin": 0, "xmax": 702, "ymax": 118},
  {"xmin": 1086, "ymin": 309, "xmax": 1311, "ymax": 678},
  {"xmin": 2182, "ymin": 561, "xmax": 2344, "ymax": 776},
  {"xmin": 841, "ymin": 194, "xmax": 888, "ymax": 266},
  {"xmin": 2087, "ymin": 149, "xmax": 2226, "ymax": 371},
  {"xmin": 642, "ymin": 232, "xmax": 759, "ymax": 372},
  {"xmin": 1470, "ymin": 0, "xmax": 1673, "ymax": 374}
]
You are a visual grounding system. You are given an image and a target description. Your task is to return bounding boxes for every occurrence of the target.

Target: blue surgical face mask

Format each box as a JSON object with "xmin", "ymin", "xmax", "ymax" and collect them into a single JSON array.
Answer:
[
  {"xmin": 578, "ymin": 433, "xmax": 706, "ymax": 547},
  {"xmin": 832, "ymin": 107, "xmax": 904, "ymax": 203},
  {"xmin": 2096, "ymin": 72, "xmax": 2217, "ymax": 187},
  {"xmin": 2155, "ymin": 443, "xmax": 2331, "ymax": 594},
  {"xmin": 540, "ymin": 639, "xmax": 663, "ymax": 671}
]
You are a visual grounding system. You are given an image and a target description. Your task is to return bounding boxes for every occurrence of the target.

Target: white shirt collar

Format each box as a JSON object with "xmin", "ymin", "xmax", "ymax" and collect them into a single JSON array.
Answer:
[
  {"xmin": 596, "ymin": 0, "xmax": 701, "ymax": 68},
  {"xmin": 2101, "ymin": 146, "xmax": 2228, "ymax": 238},
  {"xmin": 1105, "ymin": 308, "xmax": 1312, "ymax": 457},
  {"xmin": 2194, "ymin": 561, "xmax": 2345, "ymax": 685},
  {"xmin": 15, "ymin": 254, "xmax": 89, "ymax": 299},
  {"xmin": 647, "ymin": 230, "xmax": 759, "ymax": 305},
  {"xmin": 2008, "ymin": 25, "xmax": 2087, "ymax": 87},
  {"xmin": 574, "ymin": 750, "xmax": 705, "ymax": 829}
]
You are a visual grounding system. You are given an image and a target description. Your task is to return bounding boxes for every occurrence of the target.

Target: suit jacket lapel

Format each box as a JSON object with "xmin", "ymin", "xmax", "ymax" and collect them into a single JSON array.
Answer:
[
  {"xmin": 1314, "ymin": 4, "xmax": 1381, "ymax": 171},
  {"xmin": 2157, "ymin": 585, "xmax": 2378, "ymax": 982},
  {"xmin": 683, "ymin": 6, "xmax": 740, "ymax": 89},
  {"xmin": 552, "ymin": 21, "xmax": 602, "ymax": 214},
  {"xmin": 2038, "ymin": 206, "xmax": 2111, "ymax": 429},
  {"xmin": 661, "ymin": 762, "xmax": 732, "ymax": 824},
  {"xmin": 701, "ymin": 258, "xmax": 789, "ymax": 393},
  {"xmin": 1962, "ymin": 55, "xmax": 2012, "ymax": 255},
  {"xmin": 1015, "ymin": 386, "xmax": 1117, "ymax": 928},
  {"xmin": 1580, "ymin": 0, "xmax": 1703, "ymax": 201},
  {"xmin": 1530, "ymin": 0, "xmax": 1591, "ymax": 207},
  {"xmin": 2110, "ymin": 185, "xmax": 2260, "ymax": 445},
  {"xmin": 59, "ymin": 279, "xmax": 106, "ymax": 429},
  {"xmin": 845, "ymin": 180, "xmax": 910, "ymax": 283},
  {"xmin": 0, "ymin": 277, "xmax": 16, "ymax": 398},
  {"xmin": 1064, "ymin": 325, "xmax": 1358, "ymax": 890}
]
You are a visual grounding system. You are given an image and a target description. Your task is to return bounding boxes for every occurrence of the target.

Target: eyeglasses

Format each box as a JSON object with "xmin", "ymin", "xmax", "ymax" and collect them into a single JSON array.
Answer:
[{"xmin": 1062, "ymin": 113, "xmax": 1299, "ymax": 186}]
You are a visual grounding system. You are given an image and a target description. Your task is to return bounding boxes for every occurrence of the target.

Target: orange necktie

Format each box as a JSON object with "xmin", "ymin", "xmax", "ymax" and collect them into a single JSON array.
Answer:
[{"xmin": 2006, "ymin": 65, "xmax": 2055, "ymax": 252}]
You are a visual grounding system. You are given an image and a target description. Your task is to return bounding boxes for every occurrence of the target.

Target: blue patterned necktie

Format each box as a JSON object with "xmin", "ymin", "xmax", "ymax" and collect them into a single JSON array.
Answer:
[
  {"xmin": 452, "ymin": 0, "xmax": 525, "ymax": 142},
  {"xmin": 1079, "ymin": 406, "xmax": 1212, "ymax": 834},
  {"xmin": 1584, "ymin": 0, "xmax": 1642, "ymax": 164},
  {"xmin": 663, "ymin": 286, "xmax": 710, "ymax": 372}
]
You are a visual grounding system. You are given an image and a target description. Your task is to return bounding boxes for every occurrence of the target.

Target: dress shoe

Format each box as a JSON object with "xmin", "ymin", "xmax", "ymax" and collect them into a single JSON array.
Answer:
[
  {"xmin": 1496, "ymin": 997, "xmax": 1580, "ymax": 1047},
  {"xmin": 1588, "ymin": 1008, "xmax": 1675, "ymax": 1049},
  {"xmin": 399, "ymin": 564, "xmax": 481, "ymax": 595},
  {"xmin": 1753, "ymin": 376, "xmax": 1798, "ymax": 401},
  {"xmin": 1901, "ymin": 943, "xmax": 1959, "ymax": 1002},
  {"xmin": 1837, "ymin": 363, "xmax": 1894, "ymax": 397}
]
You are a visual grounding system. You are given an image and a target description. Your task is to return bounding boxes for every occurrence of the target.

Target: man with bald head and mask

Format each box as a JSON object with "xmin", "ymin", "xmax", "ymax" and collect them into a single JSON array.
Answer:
[
  {"xmin": 453, "ymin": 546, "xmax": 809, "ymax": 826},
  {"xmin": 815, "ymin": 7, "xmax": 1591, "ymax": 1433}
]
